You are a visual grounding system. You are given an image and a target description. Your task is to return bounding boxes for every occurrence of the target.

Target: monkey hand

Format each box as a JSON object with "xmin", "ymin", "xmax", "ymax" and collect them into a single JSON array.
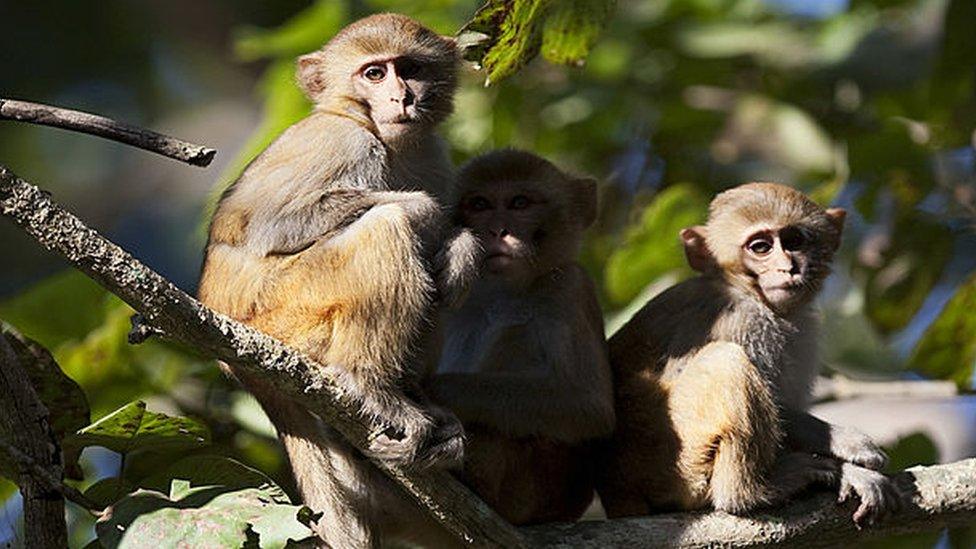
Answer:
[
  {"xmin": 830, "ymin": 425, "xmax": 888, "ymax": 471},
  {"xmin": 433, "ymin": 227, "xmax": 483, "ymax": 308},
  {"xmin": 367, "ymin": 406, "xmax": 465, "ymax": 469},
  {"xmin": 837, "ymin": 463, "xmax": 903, "ymax": 528}
]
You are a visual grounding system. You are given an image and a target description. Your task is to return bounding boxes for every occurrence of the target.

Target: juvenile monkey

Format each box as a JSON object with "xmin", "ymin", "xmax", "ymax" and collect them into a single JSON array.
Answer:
[
  {"xmin": 427, "ymin": 150, "xmax": 615, "ymax": 525},
  {"xmin": 599, "ymin": 183, "xmax": 901, "ymax": 526},
  {"xmin": 199, "ymin": 14, "xmax": 477, "ymax": 546}
]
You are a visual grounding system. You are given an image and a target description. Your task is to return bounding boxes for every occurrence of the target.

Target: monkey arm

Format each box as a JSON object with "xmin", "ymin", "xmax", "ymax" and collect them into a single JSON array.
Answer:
[
  {"xmin": 781, "ymin": 408, "xmax": 887, "ymax": 471},
  {"xmin": 252, "ymin": 189, "xmax": 442, "ymax": 258},
  {"xmin": 433, "ymin": 227, "xmax": 482, "ymax": 308}
]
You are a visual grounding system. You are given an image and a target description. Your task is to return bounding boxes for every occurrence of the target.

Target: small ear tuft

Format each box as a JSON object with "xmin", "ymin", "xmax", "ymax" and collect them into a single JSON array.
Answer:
[
  {"xmin": 680, "ymin": 226, "xmax": 714, "ymax": 273},
  {"xmin": 576, "ymin": 177, "xmax": 598, "ymax": 228},
  {"xmin": 297, "ymin": 53, "xmax": 326, "ymax": 99},
  {"xmin": 825, "ymin": 207, "xmax": 846, "ymax": 250},
  {"xmin": 826, "ymin": 207, "xmax": 846, "ymax": 229}
]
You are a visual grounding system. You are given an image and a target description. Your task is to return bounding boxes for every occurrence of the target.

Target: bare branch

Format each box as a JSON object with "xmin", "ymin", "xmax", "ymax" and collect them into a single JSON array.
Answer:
[
  {"xmin": 0, "ymin": 437, "xmax": 100, "ymax": 513},
  {"xmin": 0, "ymin": 165, "xmax": 524, "ymax": 548},
  {"xmin": 526, "ymin": 458, "xmax": 976, "ymax": 548},
  {"xmin": 0, "ymin": 99, "xmax": 216, "ymax": 167},
  {"xmin": 0, "ymin": 332, "xmax": 68, "ymax": 547}
]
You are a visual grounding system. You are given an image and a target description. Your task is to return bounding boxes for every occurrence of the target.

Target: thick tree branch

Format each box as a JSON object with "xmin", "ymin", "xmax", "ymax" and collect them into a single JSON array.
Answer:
[
  {"xmin": 0, "ymin": 165, "xmax": 524, "ymax": 548},
  {"xmin": 526, "ymin": 458, "xmax": 976, "ymax": 547},
  {"xmin": 0, "ymin": 331, "xmax": 68, "ymax": 548},
  {"xmin": 0, "ymin": 99, "xmax": 216, "ymax": 167}
]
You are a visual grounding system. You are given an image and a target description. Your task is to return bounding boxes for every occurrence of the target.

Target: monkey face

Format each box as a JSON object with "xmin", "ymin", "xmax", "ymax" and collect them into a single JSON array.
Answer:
[
  {"xmin": 460, "ymin": 181, "xmax": 549, "ymax": 277},
  {"xmin": 352, "ymin": 56, "xmax": 447, "ymax": 135},
  {"xmin": 740, "ymin": 224, "xmax": 817, "ymax": 309},
  {"xmin": 683, "ymin": 182, "xmax": 846, "ymax": 314}
]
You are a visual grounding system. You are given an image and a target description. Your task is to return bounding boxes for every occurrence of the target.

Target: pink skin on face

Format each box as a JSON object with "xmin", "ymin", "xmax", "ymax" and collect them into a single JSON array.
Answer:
[
  {"xmin": 741, "ymin": 225, "xmax": 810, "ymax": 308},
  {"xmin": 352, "ymin": 57, "xmax": 433, "ymax": 133}
]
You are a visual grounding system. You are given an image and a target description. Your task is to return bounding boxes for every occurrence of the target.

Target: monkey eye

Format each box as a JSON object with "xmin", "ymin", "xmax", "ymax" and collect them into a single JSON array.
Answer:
[
  {"xmin": 468, "ymin": 196, "xmax": 492, "ymax": 212},
  {"xmin": 363, "ymin": 65, "xmax": 387, "ymax": 82},
  {"xmin": 780, "ymin": 227, "xmax": 806, "ymax": 251},
  {"xmin": 509, "ymin": 195, "xmax": 531, "ymax": 210},
  {"xmin": 747, "ymin": 238, "xmax": 773, "ymax": 255},
  {"xmin": 396, "ymin": 58, "xmax": 421, "ymax": 78}
]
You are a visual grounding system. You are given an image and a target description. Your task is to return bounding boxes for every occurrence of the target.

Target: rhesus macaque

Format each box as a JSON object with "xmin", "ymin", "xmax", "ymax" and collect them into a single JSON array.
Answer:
[
  {"xmin": 199, "ymin": 14, "xmax": 478, "ymax": 547},
  {"xmin": 427, "ymin": 149, "xmax": 615, "ymax": 525},
  {"xmin": 599, "ymin": 183, "xmax": 901, "ymax": 526}
]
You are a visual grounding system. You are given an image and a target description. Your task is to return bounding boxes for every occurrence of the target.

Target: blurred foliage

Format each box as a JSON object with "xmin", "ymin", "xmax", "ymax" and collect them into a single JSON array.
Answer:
[
  {"xmin": 910, "ymin": 273, "xmax": 976, "ymax": 388},
  {"xmin": 2, "ymin": 0, "xmax": 976, "ymax": 545}
]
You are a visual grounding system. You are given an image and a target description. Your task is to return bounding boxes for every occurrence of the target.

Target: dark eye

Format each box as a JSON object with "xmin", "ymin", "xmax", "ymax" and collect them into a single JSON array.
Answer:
[
  {"xmin": 363, "ymin": 65, "xmax": 386, "ymax": 82},
  {"xmin": 397, "ymin": 58, "xmax": 421, "ymax": 78},
  {"xmin": 468, "ymin": 196, "xmax": 491, "ymax": 212},
  {"xmin": 747, "ymin": 238, "xmax": 773, "ymax": 255},
  {"xmin": 509, "ymin": 195, "xmax": 531, "ymax": 210},
  {"xmin": 780, "ymin": 227, "xmax": 806, "ymax": 251}
]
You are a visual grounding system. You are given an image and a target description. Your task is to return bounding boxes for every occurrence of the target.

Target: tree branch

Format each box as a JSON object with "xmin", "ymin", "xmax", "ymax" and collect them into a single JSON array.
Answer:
[
  {"xmin": 0, "ymin": 331, "xmax": 69, "ymax": 547},
  {"xmin": 0, "ymin": 99, "xmax": 216, "ymax": 167},
  {"xmin": 526, "ymin": 458, "xmax": 976, "ymax": 547},
  {"xmin": 0, "ymin": 165, "xmax": 524, "ymax": 548}
]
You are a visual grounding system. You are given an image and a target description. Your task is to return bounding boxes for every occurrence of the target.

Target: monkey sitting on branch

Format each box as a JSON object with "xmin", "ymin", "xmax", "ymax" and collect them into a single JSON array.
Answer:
[
  {"xmin": 427, "ymin": 150, "xmax": 616, "ymax": 525},
  {"xmin": 598, "ymin": 182, "xmax": 902, "ymax": 526},
  {"xmin": 199, "ymin": 14, "xmax": 480, "ymax": 547}
]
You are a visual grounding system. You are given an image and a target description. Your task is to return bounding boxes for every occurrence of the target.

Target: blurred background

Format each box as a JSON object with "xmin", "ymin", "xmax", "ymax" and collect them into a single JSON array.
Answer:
[{"xmin": 1, "ymin": 0, "xmax": 974, "ymax": 546}]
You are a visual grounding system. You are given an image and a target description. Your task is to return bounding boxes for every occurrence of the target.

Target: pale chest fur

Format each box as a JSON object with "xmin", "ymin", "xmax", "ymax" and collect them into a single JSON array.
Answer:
[
  {"xmin": 437, "ymin": 286, "xmax": 543, "ymax": 375},
  {"xmin": 713, "ymin": 300, "xmax": 821, "ymax": 410}
]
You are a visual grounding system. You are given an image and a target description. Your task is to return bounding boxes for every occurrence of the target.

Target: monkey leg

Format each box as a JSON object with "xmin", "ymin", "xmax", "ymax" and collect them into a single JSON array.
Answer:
[
  {"xmin": 667, "ymin": 341, "xmax": 783, "ymax": 514},
  {"xmin": 253, "ymin": 386, "xmax": 379, "ymax": 548}
]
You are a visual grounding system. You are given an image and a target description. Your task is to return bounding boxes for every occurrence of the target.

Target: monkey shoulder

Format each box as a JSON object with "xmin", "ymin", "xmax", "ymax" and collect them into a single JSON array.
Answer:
[{"xmin": 609, "ymin": 276, "xmax": 725, "ymax": 377}]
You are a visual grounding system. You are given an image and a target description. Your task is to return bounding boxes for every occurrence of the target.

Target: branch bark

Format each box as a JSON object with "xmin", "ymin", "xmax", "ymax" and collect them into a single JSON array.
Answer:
[
  {"xmin": 0, "ymin": 165, "xmax": 524, "ymax": 548},
  {"xmin": 0, "ymin": 99, "xmax": 216, "ymax": 167},
  {"xmin": 526, "ymin": 458, "xmax": 976, "ymax": 547},
  {"xmin": 0, "ymin": 331, "xmax": 68, "ymax": 548}
]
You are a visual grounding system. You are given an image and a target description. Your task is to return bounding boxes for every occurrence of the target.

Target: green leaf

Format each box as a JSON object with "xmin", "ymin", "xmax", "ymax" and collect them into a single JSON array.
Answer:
[
  {"xmin": 0, "ymin": 324, "xmax": 91, "ymax": 479},
  {"xmin": 139, "ymin": 455, "xmax": 291, "ymax": 505},
  {"xmin": 84, "ymin": 477, "xmax": 135, "ymax": 510},
  {"xmin": 63, "ymin": 401, "xmax": 210, "ymax": 456},
  {"xmin": 908, "ymin": 273, "xmax": 976, "ymax": 388},
  {"xmin": 604, "ymin": 183, "xmax": 708, "ymax": 307},
  {"xmin": 461, "ymin": 0, "xmax": 551, "ymax": 85},
  {"xmin": 540, "ymin": 0, "xmax": 615, "ymax": 67},
  {"xmin": 96, "ymin": 488, "xmax": 316, "ymax": 549},
  {"xmin": 460, "ymin": 0, "xmax": 615, "ymax": 84},
  {"xmin": 0, "ymin": 478, "xmax": 16, "ymax": 503}
]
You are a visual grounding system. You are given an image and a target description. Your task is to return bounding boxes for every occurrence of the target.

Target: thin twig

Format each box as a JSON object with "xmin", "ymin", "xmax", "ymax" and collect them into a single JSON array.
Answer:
[
  {"xmin": 0, "ymin": 98, "xmax": 216, "ymax": 167},
  {"xmin": 0, "ymin": 438, "xmax": 101, "ymax": 513}
]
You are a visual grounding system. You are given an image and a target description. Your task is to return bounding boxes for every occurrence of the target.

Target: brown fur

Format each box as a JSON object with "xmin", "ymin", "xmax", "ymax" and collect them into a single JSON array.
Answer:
[
  {"xmin": 199, "ymin": 14, "xmax": 473, "ymax": 547},
  {"xmin": 599, "ymin": 183, "xmax": 900, "ymax": 526},
  {"xmin": 428, "ymin": 150, "xmax": 614, "ymax": 525}
]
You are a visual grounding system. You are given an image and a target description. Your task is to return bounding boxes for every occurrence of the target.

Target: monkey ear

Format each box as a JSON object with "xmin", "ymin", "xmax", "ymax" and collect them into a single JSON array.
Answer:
[
  {"xmin": 575, "ymin": 177, "xmax": 599, "ymax": 228},
  {"xmin": 825, "ymin": 207, "xmax": 846, "ymax": 231},
  {"xmin": 297, "ymin": 53, "xmax": 327, "ymax": 99},
  {"xmin": 680, "ymin": 226, "xmax": 714, "ymax": 273},
  {"xmin": 825, "ymin": 207, "xmax": 847, "ymax": 249}
]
